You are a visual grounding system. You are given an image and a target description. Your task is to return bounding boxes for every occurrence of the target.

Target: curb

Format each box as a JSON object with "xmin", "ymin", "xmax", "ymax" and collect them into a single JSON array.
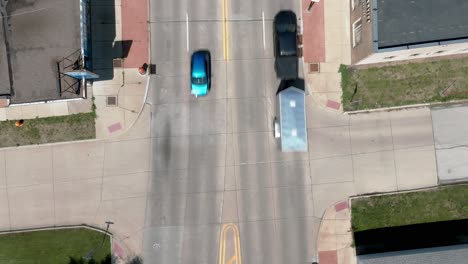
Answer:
[{"xmin": 344, "ymin": 99, "xmax": 468, "ymax": 115}]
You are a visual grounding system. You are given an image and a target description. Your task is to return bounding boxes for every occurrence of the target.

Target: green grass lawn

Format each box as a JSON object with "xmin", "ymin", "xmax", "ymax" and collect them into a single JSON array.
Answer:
[
  {"xmin": 0, "ymin": 228, "xmax": 111, "ymax": 264},
  {"xmin": 340, "ymin": 57, "xmax": 468, "ymax": 111},
  {"xmin": 0, "ymin": 112, "xmax": 95, "ymax": 147},
  {"xmin": 351, "ymin": 185, "xmax": 468, "ymax": 232}
]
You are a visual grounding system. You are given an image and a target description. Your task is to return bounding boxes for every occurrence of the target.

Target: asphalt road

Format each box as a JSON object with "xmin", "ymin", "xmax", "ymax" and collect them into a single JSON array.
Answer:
[{"xmin": 144, "ymin": 0, "xmax": 315, "ymax": 263}]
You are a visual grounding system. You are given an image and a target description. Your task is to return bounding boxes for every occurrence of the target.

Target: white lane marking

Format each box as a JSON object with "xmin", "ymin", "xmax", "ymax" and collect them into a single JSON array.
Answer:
[
  {"xmin": 262, "ymin": 11, "xmax": 266, "ymax": 50},
  {"xmin": 186, "ymin": 12, "xmax": 189, "ymax": 52}
]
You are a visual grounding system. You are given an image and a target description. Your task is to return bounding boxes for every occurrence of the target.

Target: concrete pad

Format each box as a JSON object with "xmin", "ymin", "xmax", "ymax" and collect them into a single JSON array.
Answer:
[
  {"xmin": 222, "ymin": 191, "xmax": 238, "ymax": 223},
  {"xmin": 67, "ymin": 99, "xmax": 93, "ymax": 115},
  {"xmin": 350, "ymin": 112, "xmax": 393, "ymax": 154},
  {"xmin": 152, "ymin": 136, "xmax": 190, "ymax": 171},
  {"xmin": 233, "ymin": 132, "xmax": 271, "ymax": 165},
  {"xmin": 54, "ymin": 178, "xmax": 101, "ymax": 225},
  {"xmin": 190, "ymin": 100, "xmax": 227, "ymax": 135},
  {"xmin": 123, "ymin": 110, "xmax": 139, "ymax": 132},
  {"xmin": 436, "ymin": 147, "xmax": 468, "ymax": 182},
  {"xmin": 36, "ymin": 103, "xmax": 54, "ymax": 118},
  {"xmin": 270, "ymin": 160, "xmax": 311, "ymax": 187},
  {"xmin": 275, "ymin": 217, "xmax": 321, "ymax": 263},
  {"xmin": 121, "ymin": 95, "xmax": 143, "ymax": 113},
  {"xmin": 310, "ymin": 155, "xmax": 353, "ymax": 184},
  {"xmin": 143, "ymin": 226, "xmax": 184, "ymax": 264},
  {"xmin": 338, "ymin": 247, "xmax": 357, "ymax": 264},
  {"xmin": 273, "ymin": 186, "xmax": 314, "ymax": 219},
  {"xmin": 317, "ymin": 220, "xmax": 337, "ymax": 253},
  {"xmin": 0, "ymin": 188, "xmax": 10, "ymax": 230},
  {"xmin": 103, "ymin": 138, "xmax": 150, "ymax": 176},
  {"xmin": 95, "ymin": 97, "xmax": 126, "ymax": 139},
  {"xmin": 306, "ymin": 97, "xmax": 349, "ymax": 129},
  {"xmin": 181, "ymin": 225, "xmax": 221, "ymax": 264},
  {"xmin": 5, "ymin": 106, "xmax": 22, "ymax": 120},
  {"xmin": 325, "ymin": 44, "xmax": 343, "ymax": 63},
  {"xmin": 114, "ymin": 104, "xmax": 151, "ymax": 141},
  {"xmin": 309, "ymin": 126, "xmax": 351, "ymax": 159},
  {"xmin": 395, "ymin": 146, "xmax": 438, "ymax": 190},
  {"xmin": 151, "ymin": 103, "xmax": 190, "ymax": 137},
  {"xmin": 21, "ymin": 105, "xmax": 38, "ymax": 119},
  {"xmin": 0, "ymin": 108, "xmax": 6, "ymax": 121},
  {"xmin": 5, "ymin": 147, "xmax": 53, "ymax": 187},
  {"xmin": 229, "ymin": 98, "xmax": 269, "ymax": 133},
  {"xmin": 325, "ymin": 28, "xmax": 343, "ymax": 47},
  {"xmin": 184, "ymin": 192, "xmax": 223, "ymax": 225},
  {"xmin": 235, "ymin": 163, "xmax": 272, "ymax": 190},
  {"xmin": 312, "ymin": 182, "xmax": 356, "ymax": 217},
  {"xmin": 389, "ymin": 108, "xmax": 434, "ymax": 149},
  {"xmin": 239, "ymin": 220, "xmax": 279, "ymax": 264},
  {"xmin": 8, "ymin": 184, "xmax": 54, "ymax": 229},
  {"xmin": 102, "ymin": 172, "xmax": 148, "ymax": 200},
  {"xmin": 432, "ymin": 104, "xmax": 468, "ymax": 148},
  {"xmin": 119, "ymin": 83, "xmax": 146, "ymax": 96},
  {"xmin": 92, "ymin": 84, "xmax": 120, "ymax": 96},
  {"xmin": 188, "ymin": 134, "xmax": 226, "ymax": 168},
  {"xmin": 96, "ymin": 196, "xmax": 146, "ymax": 238},
  {"xmin": 51, "ymin": 102, "xmax": 69, "ymax": 116},
  {"xmin": 353, "ymin": 151, "xmax": 397, "ymax": 194},
  {"xmin": 53, "ymin": 141, "xmax": 105, "ymax": 182},
  {"xmin": 237, "ymin": 188, "xmax": 275, "ymax": 221},
  {"xmin": 319, "ymin": 63, "xmax": 341, "ymax": 74}
]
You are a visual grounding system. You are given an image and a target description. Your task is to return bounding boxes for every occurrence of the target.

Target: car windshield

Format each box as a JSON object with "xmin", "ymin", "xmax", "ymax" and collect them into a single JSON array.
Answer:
[
  {"xmin": 192, "ymin": 76, "xmax": 207, "ymax": 85},
  {"xmin": 276, "ymin": 23, "xmax": 296, "ymax": 33}
]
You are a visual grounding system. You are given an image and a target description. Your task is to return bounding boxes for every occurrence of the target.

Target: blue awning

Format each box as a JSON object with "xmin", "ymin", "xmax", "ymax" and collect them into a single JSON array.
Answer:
[{"xmin": 279, "ymin": 87, "xmax": 308, "ymax": 152}]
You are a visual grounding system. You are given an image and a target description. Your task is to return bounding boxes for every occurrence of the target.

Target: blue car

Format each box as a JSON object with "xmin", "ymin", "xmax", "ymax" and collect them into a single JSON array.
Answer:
[{"xmin": 190, "ymin": 50, "xmax": 211, "ymax": 97}]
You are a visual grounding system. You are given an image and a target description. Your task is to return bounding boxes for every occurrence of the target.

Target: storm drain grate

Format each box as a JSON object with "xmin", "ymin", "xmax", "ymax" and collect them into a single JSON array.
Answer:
[
  {"xmin": 106, "ymin": 96, "xmax": 118, "ymax": 106},
  {"xmin": 309, "ymin": 63, "xmax": 320, "ymax": 73}
]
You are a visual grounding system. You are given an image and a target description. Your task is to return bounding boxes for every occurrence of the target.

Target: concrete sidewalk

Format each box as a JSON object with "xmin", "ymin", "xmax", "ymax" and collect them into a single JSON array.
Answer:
[
  {"xmin": 301, "ymin": 0, "xmax": 351, "ymax": 112},
  {"xmin": 316, "ymin": 200, "xmax": 355, "ymax": 264}
]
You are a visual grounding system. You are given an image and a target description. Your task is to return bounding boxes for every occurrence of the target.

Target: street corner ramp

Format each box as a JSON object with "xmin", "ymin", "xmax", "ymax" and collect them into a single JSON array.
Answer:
[
  {"xmin": 431, "ymin": 104, "xmax": 468, "ymax": 183},
  {"xmin": 219, "ymin": 223, "xmax": 242, "ymax": 264}
]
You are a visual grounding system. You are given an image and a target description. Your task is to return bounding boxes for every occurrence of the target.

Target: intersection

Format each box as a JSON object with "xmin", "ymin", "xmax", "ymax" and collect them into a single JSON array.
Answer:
[{"xmin": 0, "ymin": 0, "xmax": 465, "ymax": 263}]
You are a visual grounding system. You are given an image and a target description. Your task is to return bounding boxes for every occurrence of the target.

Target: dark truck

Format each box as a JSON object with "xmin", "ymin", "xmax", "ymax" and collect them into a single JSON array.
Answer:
[{"xmin": 274, "ymin": 11, "xmax": 298, "ymax": 80}]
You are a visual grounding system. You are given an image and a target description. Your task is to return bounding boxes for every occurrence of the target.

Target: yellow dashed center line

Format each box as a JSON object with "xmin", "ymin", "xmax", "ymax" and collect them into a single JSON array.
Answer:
[
  {"xmin": 219, "ymin": 223, "xmax": 241, "ymax": 264},
  {"xmin": 222, "ymin": 0, "xmax": 229, "ymax": 60}
]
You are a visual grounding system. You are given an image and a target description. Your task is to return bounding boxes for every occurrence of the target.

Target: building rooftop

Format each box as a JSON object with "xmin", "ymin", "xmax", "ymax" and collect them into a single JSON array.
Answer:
[
  {"xmin": 279, "ymin": 87, "xmax": 307, "ymax": 152},
  {"xmin": 358, "ymin": 244, "xmax": 468, "ymax": 264},
  {"xmin": 0, "ymin": 0, "xmax": 82, "ymax": 104},
  {"xmin": 377, "ymin": 0, "xmax": 468, "ymax": 49}
]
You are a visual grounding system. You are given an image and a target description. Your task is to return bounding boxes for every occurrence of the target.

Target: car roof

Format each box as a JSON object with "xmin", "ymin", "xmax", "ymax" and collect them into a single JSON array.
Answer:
[
  {"xmin": 274, "ymin": 11, "xmax": 297, "ymax": 33},
  {"xmin": 191, "ymin": 51, "xmax": 206, "ymax": 77}
]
